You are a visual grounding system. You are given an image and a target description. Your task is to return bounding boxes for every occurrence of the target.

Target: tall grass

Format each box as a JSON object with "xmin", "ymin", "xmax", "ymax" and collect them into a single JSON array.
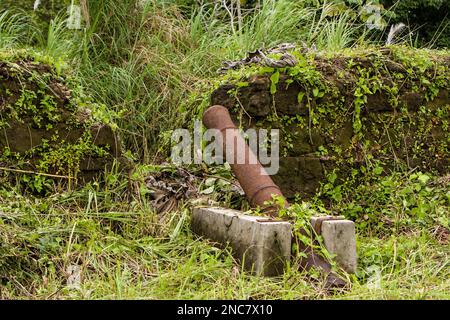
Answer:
[
  {"xmin": 70, "ymin": 0, "xmax": 378, "ymax": 161},
  {"xmin": 0, "ymin": 169, "xmax": 448, "ymax": 299},
  {"xmin": 1, "ymin": 1, "xmax": 449, "ymax": 301},
  {"xmin": 315, "ymin": 11, "xmax": 361, "ymax": 51},
  {"xmin": 42, "ymin": 15, "xmax": 77, "ymax": 58},
  {"xmin": 231, "ymin": 1, "xmax": 314, "ymax": 51},
  {"xmin": 0, "ymin": 0, "xmax": 394, "ymax": 160},
  {"xmin": 0, "ymin": 10, "xmax": 34, "ymax": 48}
]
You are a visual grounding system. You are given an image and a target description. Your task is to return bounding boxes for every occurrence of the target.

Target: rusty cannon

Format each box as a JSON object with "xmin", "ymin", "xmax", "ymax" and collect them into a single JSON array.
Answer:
[
  {"xmin": 202, "ymin": 104, "xmax": 286, "ymax": 216},
  {"xmin": 192, "ymin": 105, "xmax": 356, "ymax": 285}
]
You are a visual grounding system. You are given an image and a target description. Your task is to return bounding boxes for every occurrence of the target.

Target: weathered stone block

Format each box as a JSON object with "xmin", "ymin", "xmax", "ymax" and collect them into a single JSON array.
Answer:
[
  {"xmin": 191, "ymin": 207, "xmax": 292, "ymax": 276},
  {"xmin": 320, "ymin": 219, "xmax": 357, "ymax": 273}
]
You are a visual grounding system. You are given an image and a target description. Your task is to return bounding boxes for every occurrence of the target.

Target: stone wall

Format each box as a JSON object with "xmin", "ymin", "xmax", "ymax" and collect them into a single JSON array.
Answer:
[
  {"xmin": 210, "ymin": 46, "xmax": 450, "ymax": 198},
  {"xmin": 0, "ymin": 51, "xmax": 121, "ymax": 190}
]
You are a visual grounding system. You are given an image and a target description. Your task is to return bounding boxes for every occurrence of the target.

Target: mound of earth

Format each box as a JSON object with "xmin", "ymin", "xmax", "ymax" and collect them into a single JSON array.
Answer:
[{"xmin": 0, "ymin": 50, "xmax": 121, "ymax": 192}]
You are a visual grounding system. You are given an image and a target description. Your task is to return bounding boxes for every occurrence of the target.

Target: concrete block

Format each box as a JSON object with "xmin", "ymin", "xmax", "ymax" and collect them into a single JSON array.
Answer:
[
  {"xmin": 321, "ymin": 220, "xmax": 357, "ymax": 273},
  {"xmin": 191, "ymin": 207, "xmax": 291, "ymax": 276},
  {"xmin": 310, "ymin": 215, "xmax": 345, "ymax": 235}
]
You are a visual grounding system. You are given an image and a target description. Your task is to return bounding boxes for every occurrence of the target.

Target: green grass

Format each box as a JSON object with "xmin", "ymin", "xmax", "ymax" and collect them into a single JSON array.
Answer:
[
  {"xmin": 0, "ymin": 0, "xmax": 391, "ymax": 159},
  {"xmin": 0, "ymin": 10, "xmax": 34, "ymax": 49},
  {"xmin": 0, "ymin": 0, "xmax": 449, "ymax": 300},
  {"xmin": 0, "ymin": 166, "xmax": 448, "ymax": 299}
]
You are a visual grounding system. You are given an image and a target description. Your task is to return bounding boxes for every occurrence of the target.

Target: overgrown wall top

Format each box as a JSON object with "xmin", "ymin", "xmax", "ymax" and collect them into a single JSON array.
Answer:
[{"xmin": 210, "ymin": 46, "xmax": 450, "ymax": 198}]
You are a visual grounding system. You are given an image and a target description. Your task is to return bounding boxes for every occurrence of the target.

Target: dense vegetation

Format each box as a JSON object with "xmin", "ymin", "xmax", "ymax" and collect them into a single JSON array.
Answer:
[
  {"xmin": 381, "ymin": 0, "xmax": 450, "ymax": 48},
  {"xmin": 0, "ymin": 0, "xmax": 448, "ymax": 299}
]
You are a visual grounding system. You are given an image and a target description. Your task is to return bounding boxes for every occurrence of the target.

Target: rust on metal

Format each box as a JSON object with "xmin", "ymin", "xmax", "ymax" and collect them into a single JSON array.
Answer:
[
  {"xmin": 203, "ymin": 105, "xmax": 287, "ymax": 216},
  {"xmin": 202, "ymin": 105, "xmax": 347, "ymax": 288}
]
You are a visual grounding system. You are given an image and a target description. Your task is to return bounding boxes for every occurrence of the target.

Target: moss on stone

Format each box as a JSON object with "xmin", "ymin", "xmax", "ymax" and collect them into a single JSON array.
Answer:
[{"xmin": 0, "ymin": 49, "xmax": 121, "ymax": 193}]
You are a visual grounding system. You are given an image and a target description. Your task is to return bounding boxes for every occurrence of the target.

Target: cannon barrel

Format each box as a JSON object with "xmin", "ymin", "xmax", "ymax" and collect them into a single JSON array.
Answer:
[
  {"xmin": 202, "ymin": 105, "xmax": 287, "ymax": 215},
  {"xmin": 202, "ymin": 105, "xmax": 347, "ymax": 287}
]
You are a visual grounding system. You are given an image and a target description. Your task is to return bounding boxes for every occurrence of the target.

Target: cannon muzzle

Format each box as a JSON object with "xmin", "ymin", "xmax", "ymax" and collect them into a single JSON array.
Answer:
[{"xmin": 203, "ymin": 105, "xmax": 287, "ymax": 216}]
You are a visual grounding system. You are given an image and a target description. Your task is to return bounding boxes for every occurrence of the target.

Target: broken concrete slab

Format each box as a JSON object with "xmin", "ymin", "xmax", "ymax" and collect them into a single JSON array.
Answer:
[{"xmin": 191, "ymin": 207, "xmax": 291, "ymax": 276}]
